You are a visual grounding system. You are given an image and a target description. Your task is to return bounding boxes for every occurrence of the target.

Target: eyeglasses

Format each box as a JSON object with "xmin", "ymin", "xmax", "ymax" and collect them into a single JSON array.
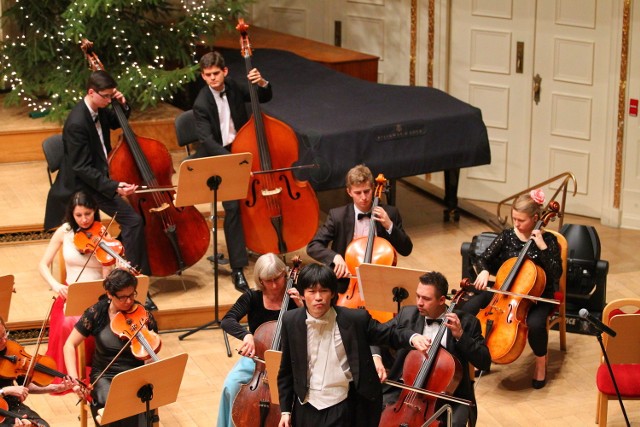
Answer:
[
  {"xmin": 94, "ymin": 91, "xmax": 115, "ymax": 100},
  {"xmin": 113, "ymin": 290, "xmax": 137, "ymax": 302}
]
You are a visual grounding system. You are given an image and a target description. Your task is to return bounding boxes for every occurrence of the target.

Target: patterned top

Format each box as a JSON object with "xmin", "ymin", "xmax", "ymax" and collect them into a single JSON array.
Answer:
[{"xmin": 473, "ymin": 228, "xmax": 563, "ymax": 297}]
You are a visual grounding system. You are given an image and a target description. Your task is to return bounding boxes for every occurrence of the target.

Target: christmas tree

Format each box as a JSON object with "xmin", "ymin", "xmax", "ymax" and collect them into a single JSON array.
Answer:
[{"xmin": 0, "ymin": 0, "xmax": 251, "ymax": 121}]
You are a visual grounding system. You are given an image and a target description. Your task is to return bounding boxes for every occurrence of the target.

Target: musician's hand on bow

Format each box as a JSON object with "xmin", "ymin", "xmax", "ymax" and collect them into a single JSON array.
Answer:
[
  {"xmin": 247, "ymin": 68, "xmax": 267, "ymax": 87},
  {"xmin": 331, "ymin": 255, "xmax": 349, "ymax": 279},
  {"xmin": 473, "ymin": 270, "xmax": 490, "ymax": 290},
  {"xmin": 287, "ymin": 288, "xmax": 304, "ymax": 308},
  {"xmin": 239, "ymin": 334, "xmax": 256, "ymax": 357},
  {"xmin": 372, "ymin": 206, "xmax": 392, "ymax": 230},
  {"xmin": 530, "ymin": 229, "xmax": 547, "ymax": 251},
  {"xmin": 444, "ymin": 313, "xmax": 464, "ymax": 340},
  {"xmin": 52, "ymin": 281, "xmax": 68, "ymax": 299},
  {"xmin": 70, "ymin": 378, "xmax": 92, "ymax": 400},
  {"xmin": 117, "ymin": 182, "xmax": 138, "ymax": 197},
  {"xmin": 410, "ymin": 334, "xmax": 430, "ymax": 352},
  {"xmin": 3, "ymin": 385, "xmax": 29, "ymax": 403},
  {"xmin": 373, "ymin": 355, "xmax": 387, "ymax": 382}
]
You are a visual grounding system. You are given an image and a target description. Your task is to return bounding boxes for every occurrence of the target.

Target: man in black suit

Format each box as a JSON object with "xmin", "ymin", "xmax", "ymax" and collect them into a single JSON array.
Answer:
[
  {"xmin": 306, "ymin": 164, "xmax": 412, "ymax": 284},
  {"xmin": 372, "ymin": 271, "xmax": 491, "ymax": 427},
  {"xmin": 192, "ymin": 51, "xmax": 273, "ymax": 293},
  {"xmin": 277, "ymin": 264, "xmax": 430, "ymax": 427},
  {"xmin": 44, "ymin": 71, "xmax": 152, "ymax": 302}
]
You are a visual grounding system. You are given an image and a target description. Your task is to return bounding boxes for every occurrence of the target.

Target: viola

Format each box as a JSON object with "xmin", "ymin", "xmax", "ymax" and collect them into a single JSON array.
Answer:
[
  {"xmin": 0, "ymin": 340, "xmax": 76, "ymax": 388},
  {"xmin": 80, "ymin": 39, "xmax": 211, "ymax": 277},
  {"xmin": 73, "ymin": 222, "xmax": 138, "ymax": 273},
  {"xmin": 379, "ymin": 289, "xmax": 466, "ymax": 427},
  {"xmin": 0, "ymin": 397, "xmax": 44, "ymax": 426},
  {"xmin": 476, "ymin": 202, "xmax": 560, "ymax": 364},
  {"xmin": 110, "ymin": 303, "xmax": 161, "ymax": 361},
  {"xmin": 231, "ymin": 257, "xmax": 302, "ymax": 427},
  {"xmin": 339, "ymin": 174, "xmax": 396, "ymax": 322},
  {"xmin": 231, "ymin": 19, "xmax": 319, "ymax": 255}
]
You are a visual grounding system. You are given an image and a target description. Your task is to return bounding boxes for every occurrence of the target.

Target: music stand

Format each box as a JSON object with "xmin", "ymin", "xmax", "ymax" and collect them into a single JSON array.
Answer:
[
  {"xmin": 0, "ymin": 275, "xmax": 14, "ymax": 321},
  {"xmin": 65, "ymin": 276, "xmax": 150, "ymax": 316},
  {"xmin": 98, "ymin": 353, "xmax": 188, "ymax": 427},
  {"xmin": 356, "ymin": 264, "xmax": 427, "ymax": 313},
  {"xmin": 174, "ymin": 153, "xmax": 253, "ymax": 345}
]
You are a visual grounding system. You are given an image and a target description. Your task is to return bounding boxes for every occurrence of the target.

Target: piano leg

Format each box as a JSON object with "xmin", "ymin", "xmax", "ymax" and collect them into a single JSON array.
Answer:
[{"xmin": 443, "ymin": 168, "xmax": 460, "ymax": 222}]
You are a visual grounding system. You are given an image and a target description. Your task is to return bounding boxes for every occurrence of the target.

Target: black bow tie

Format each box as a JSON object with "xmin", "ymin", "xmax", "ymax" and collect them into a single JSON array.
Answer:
[
  {"xmin": 220, "ymin": 90, "xmax": 226, "ymax": 98},
  {"xmin": 357, "ymin": 212, "xmax": 371, "ymax": 220},
  {"xmin": 425, "ymin": 318, "xmax": 443, "ymax": 326},
  {"xmin": 93, "ymin": 115, "xmax": 99, "ymax": 123}
]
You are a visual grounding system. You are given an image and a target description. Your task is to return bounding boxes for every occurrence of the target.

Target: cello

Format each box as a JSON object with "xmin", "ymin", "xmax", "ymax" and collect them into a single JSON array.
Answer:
[
  {"xmin": 231, "ymin": 258, "xmax": 302, "ymax": 427},
  {"xmin": 379, "ymin": 289, "xmax": 465, "ymax": 427},
  {"xmin": 338, "ymin": 174, "xmax": 396, "ymax": 321},
  {"xmin": 80, "ymin": 39, "xmax": 211, "ymax": 277},
  {"xmin": 476, "ymin": 201, "xmax": 560, "ymax": 364},
  {"xmin": 231, "ymin": 20, "xmax": 319, "ymax": 255}
]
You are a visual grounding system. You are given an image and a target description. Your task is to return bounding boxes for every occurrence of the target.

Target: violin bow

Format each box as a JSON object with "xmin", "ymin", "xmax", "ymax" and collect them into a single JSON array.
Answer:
[
  {"xmin": 382, "ymin": 379, "xmax": 474, "ymax": 406},
  {"xmin": 21, "ymin": 297, "xmax": 56, "ymax": 387},
  {"xmin": 74, "ymin": 213, "xmax": 119, "ymax": 283}
]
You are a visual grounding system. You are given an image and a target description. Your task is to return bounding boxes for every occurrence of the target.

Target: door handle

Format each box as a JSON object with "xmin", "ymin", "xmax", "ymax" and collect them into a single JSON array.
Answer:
[{"xmin": 533, "ymin": 73, "xmax": 542, "ymax": 105}]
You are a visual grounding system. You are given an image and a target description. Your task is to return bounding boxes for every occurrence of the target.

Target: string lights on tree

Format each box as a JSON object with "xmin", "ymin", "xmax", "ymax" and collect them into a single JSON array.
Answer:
[{"xmin": 0, "ymin": 0, "xmax": 250, "ymax": 121}]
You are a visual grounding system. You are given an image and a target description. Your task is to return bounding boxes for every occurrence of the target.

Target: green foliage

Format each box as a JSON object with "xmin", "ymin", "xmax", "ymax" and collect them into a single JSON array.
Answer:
[{"xmin": 0, "ymin": 0, "xmax": 253, "ymax": 122}]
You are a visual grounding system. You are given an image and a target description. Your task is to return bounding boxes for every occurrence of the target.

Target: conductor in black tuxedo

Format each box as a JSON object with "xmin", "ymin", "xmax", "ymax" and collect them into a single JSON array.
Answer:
[
  {"xmin": 44, "ymin": 71, "xmax": 152, "ymax": 294},
  {"xmin": 372, "ymin": 271, "xmax": 491, "ymax": 427},
  {"xmin": 276, "ymin": 264, "xmax": 430, "ymax": 427},
  {"xmin": 306, "ymin": 164, "xmax": 412, "ymax": 285},
  {"xmin": 192, "ymin": 51, "xmax": 273, "ymax": 293}
]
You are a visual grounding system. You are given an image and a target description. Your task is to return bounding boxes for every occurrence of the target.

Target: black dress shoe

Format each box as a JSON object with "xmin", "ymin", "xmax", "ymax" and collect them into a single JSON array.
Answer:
[
  {"xmin": 144, "ymin": 295, "xmax": 158, "ymax": 312},
  {"xmin": 532, "ymin": 378, "xmax": 547, "ymax": 389},
  {"xmin": 231, "ymin": 270, "xmax": 250, "ymax": 293}
]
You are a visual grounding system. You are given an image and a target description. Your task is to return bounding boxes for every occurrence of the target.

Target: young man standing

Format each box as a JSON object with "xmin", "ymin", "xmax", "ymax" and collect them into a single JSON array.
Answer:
[
  {"xmin": 192, "ymin": 51, "xmax": 272, "ymax": 293},
  {"xmin": 277, "ymin": 264, "xmax": 429, "ymax": 427}
]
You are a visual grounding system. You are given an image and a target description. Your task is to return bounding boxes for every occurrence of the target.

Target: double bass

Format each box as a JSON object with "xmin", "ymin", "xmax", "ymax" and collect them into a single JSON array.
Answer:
[
  {"xmin": 80, "ymin": 39, "xmax": 210, "ymax": 277},
  {"xmin": 338, "ymin": 174, "xmax": 396, "ymax": 321},
  {"xmin": 231, "ymin": 20, "xmax": 319, "ymax": 255},
  {"xmin": 231, "ymin": 258, "xmax": 302, "ymax": 427},
  {"xmin": 379, "ymin": 289, "xmax": 465, "ymax": 427},
  {"xmin": 477, "ymin": 202, "xmax": 560, "ymax": 364}
]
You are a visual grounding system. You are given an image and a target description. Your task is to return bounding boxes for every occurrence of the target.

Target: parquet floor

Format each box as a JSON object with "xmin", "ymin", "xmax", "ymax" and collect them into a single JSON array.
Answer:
[{"xmin": 1, "ymin": 156, "xmax": 639, "ymax": 426}]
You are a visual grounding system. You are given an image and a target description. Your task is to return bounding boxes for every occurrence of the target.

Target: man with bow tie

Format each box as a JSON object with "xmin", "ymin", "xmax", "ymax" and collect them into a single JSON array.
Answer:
[
  {"xmin": 44, "ymin": 71, "xmax": 152, "ymax": 296},
  {"xmin": 277, "ymin": 264, "xmax": 430, "ymax": 427},
  {"xmin": 371, "ymin": 271, "xmax": 491, "ymax": 427},
  {"xmin": 306, "ymin": 164, "xmax": 413, "ymax": 286},
  {"xmin": 192, "ymin": 51, "xmax": 272, "ymax": 293}
]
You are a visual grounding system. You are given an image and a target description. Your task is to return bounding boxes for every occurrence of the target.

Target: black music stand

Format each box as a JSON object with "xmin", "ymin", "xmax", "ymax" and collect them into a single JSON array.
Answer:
[
  {"xmin": 356, "ymin": 264, "xmax": 426, "ymax": 314},
  {"xmin": 97, "ymin": 353, "xmax": 188, "ymax": 427},
  {"xmin": 0, "ymin": 275, "xmax": 14, "ymax": 321},
  {"xmin": 174, "ymin": 153, "xmax": 253, "ymax": 347}
]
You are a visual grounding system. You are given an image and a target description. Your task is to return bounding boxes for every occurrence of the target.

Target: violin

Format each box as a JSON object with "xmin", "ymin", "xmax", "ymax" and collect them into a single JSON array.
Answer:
[
  {"xmin": 0, "ymin": 340, "xmax": 78, "ymax": 388},
  {"xmin": 231, "ymin": 257, "xmax": 302, "ymax": 427},
  {"xmin": 476, "ymin": 202, "xmax": 560, "ymax": 364},
  {"xmin": 110, "ymin": 303, "xmax": 161, "ymax": 361},
  {"xmin": 74, "ymin": 222, "xmax": 138, "ymax": 273},
  {"xmin": 0, "ymin": 397, "xmax": 44, "ymax": 426},
  {"xmin": 379, "ymin": 288, "xmax": 466, "ymax": 427},
  {"xmin": 339, "ymin": 174, "xmax": 396, "ymax": 322}
]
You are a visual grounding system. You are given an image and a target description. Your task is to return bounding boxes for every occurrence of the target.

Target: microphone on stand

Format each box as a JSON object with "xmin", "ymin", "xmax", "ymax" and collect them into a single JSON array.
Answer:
[{"xmin": 579, "ymin": 308, "xmax": 617, "ymax": 337}]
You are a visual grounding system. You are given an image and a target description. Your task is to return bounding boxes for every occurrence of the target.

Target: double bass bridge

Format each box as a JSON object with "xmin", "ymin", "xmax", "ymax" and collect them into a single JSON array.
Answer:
[{"xmin": 260, "ymin": 187, "xmax": 282, "ymax": 196}]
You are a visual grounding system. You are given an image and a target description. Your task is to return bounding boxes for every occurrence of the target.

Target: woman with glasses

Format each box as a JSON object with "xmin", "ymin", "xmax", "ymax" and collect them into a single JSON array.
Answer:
[
  {"xmin": 63, "ymin": 269, "xmax": 157, "ymax": 426},
  {"xmin": 216, "ymin": 253, "xmax": 304, "ymax": 427},
  {"xmin": 38, "ymin": 191, "xmax": 110, "ymax": 385}
]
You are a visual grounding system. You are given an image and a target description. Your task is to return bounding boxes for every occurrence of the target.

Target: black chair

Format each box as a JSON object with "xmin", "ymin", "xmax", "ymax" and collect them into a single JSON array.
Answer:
[
  {"xmin": 42, "ymin": 134, "xmax": 63, "ymax": 186},
  {"xmin": 174, "ymin": 109, "xmax": 200, "ymax": 157}
]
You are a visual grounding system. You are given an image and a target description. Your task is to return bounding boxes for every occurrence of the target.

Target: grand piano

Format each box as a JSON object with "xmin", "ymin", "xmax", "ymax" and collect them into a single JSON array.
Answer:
[{"xmin": 215, "ymin": 46, "xmax": 490, "ymax": 195}]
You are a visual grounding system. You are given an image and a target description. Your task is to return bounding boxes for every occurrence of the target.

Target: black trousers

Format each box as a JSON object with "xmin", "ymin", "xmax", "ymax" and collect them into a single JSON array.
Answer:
[
  {"xmin": 222, "ymin": 200, "xmax": 248, "ymax": 269},
  {"xmin": 459, "ymin": 290, "xmax": 554, "ymax": 356},
  {"xmin": 93, "ymin": 193, "xmax": 150, "ymax": 276}
]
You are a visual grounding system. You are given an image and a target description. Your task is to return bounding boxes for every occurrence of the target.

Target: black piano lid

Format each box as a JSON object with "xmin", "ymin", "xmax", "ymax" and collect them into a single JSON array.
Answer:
[{"xmin": 218, "ymin": 47, "xmax": 490, "ymax": 191}]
